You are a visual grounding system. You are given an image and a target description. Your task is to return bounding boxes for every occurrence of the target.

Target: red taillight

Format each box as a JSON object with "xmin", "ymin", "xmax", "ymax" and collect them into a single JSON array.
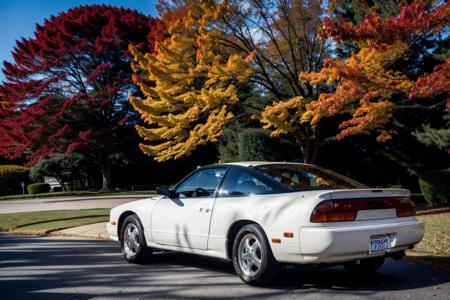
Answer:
[
  {"xmin": 396, "ymin": 198, "xmax": 416, "ymax": 217},
  {"xmin": 310, "ymin": 197, "xmax": 415, "ymax": 223}
]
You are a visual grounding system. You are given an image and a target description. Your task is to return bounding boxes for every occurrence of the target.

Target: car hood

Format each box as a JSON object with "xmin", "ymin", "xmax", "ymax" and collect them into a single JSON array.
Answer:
[{"xmin": 110, "ymin": 195, "xmax": 162, "ymax": 215}]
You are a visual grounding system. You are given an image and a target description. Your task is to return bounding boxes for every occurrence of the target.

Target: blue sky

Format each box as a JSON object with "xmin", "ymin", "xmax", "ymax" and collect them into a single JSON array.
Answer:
[{"xmin": 0, "ymin": 0, "xmax": 157, "ymax": 81}]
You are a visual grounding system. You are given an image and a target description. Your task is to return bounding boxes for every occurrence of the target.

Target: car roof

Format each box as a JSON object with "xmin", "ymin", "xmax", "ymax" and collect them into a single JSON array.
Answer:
[{"xmin": 221, "ymin": 161, "xmax": 316, "ymax": 168}]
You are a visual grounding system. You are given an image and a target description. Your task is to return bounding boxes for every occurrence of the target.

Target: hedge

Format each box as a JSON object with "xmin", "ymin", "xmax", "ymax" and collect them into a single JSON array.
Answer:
[
  {"xmin": 237, "ymin": 129, "xmax": 299, "ymax": 162},
  {"xmin": 418, "ymin": 169, "xmax": 449, "ymax": 206},
  {"xmin": 0, "ymin": 165, "xmax": 30, "ymax": 196},
  {"xmin": 27, "ymin": 183, "xmax": 51, "ymax": 194}
]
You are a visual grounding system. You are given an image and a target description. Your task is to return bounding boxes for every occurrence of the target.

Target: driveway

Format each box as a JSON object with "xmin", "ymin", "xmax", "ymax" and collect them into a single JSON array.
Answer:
[
  {"xmin": 0, "ymin": 195, "xmax": 152, "ymax": 214},
  {"xmin": 0, "ymin": 233, "xmax": 449, "ymax": 300}
]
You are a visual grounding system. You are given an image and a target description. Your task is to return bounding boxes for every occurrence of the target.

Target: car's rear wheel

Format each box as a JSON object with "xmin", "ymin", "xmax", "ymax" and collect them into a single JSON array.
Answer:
[
  {"xmin": 121, "ymin": 214, "xmax": 153, "ymax": 263},
  {"xmin": 344, "ymin": 257, "xmax": 385, "ymax": 274},
  {"xmin": 232, "ymin": 224, "xmax": 281, "ymax": 285}
]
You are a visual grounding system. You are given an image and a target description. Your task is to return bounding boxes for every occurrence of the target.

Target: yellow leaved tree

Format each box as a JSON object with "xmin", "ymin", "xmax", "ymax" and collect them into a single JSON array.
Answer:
[
  {"xmin": 259, "ymin": 96, "xmax": 319, "ymax": 163},
  {"xmin": 129, "ymin": 0, "xmax": 254, "ymax": 162}
]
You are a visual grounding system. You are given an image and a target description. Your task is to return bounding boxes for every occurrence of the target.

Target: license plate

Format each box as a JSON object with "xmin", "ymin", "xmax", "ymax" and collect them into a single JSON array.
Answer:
[{"xmin": 369, "ymin": 235, "xmax": 391, "ymax": 254}]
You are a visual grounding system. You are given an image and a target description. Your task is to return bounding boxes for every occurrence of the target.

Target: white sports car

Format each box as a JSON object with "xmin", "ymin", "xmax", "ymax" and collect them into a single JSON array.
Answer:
[{"xmin": 107, "ymin": 162, "xmax": 424, "ymax": 285}]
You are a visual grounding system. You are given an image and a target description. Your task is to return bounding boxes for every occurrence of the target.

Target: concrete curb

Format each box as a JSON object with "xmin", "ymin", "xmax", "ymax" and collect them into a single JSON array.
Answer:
[{"xmin": 57, "ymin": 222, "xmax": 111, "ymax": 240}]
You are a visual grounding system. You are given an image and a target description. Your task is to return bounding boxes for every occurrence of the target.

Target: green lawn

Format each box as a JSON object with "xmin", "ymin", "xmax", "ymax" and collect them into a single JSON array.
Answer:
[
  {"xmin": 0, "ymin": 190, "xmax": 156, "ymax": 201},
  {"xmin": 0, "ymin": 209, "xmax": 110, "ymax": 235}
]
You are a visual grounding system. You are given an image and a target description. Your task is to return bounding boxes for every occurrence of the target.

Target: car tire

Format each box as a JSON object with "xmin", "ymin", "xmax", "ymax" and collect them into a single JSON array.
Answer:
[
  {"xmin": 232, "ymin": 224, "xmax": 281, "ymax": 285},
  {"xmin": 120, "ymin": 214, "xmax": 153, "ymax": 264},
  {"xmin": 344, "ymin": 257, "xmax": 385, "ymax": 274}
]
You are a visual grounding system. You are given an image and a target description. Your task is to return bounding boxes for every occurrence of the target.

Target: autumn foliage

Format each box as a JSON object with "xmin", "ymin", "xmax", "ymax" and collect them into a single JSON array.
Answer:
[
  {"xmin": 217, "ymin": 0, "xmax": 328, "ymax": 163},
  {"xmin": 301, "ymin": 1, "xmax": 450, "ymax": 142},
  {"xmin": 0, "ymin": 0, "xmax": 447, "ymax": 191},
  {"xmin": 130, "ymin": 1, "xmax": 254, "ymax": 162},
  {"xmin": 0, "ymin": 5, "xmax": 155, "ymax": 189}
]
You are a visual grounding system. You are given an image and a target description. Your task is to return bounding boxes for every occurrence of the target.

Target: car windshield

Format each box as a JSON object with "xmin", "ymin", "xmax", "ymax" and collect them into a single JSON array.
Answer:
[{"xmin": 254, "ymin": 164, "xmax": 366, "ymax": 191}]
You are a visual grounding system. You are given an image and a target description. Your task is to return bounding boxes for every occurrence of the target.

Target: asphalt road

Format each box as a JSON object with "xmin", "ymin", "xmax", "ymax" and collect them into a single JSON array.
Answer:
[
  {"xmin": 0, "ymin": 233, "xmax": 449, "ymax": 300},
  {"xmin": 0, "ymin": 195, "xmax": 151, "ymax": 214}
]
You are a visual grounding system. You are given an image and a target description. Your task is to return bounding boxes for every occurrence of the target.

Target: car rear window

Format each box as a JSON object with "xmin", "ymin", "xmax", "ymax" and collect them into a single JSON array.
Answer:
[{"xmin": 254, "ymin": 164, "xmax": 365, "ymax": 191}]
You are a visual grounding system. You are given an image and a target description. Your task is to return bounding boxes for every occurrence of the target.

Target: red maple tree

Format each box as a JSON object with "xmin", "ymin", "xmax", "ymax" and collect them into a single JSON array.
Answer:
[
  {"xmin": 301, "ymin": 1, "xmax": 449, "ymax": 142},
  {"xmin": 0, "ymin": 5, "xmax": 156, "ymax": 190}
]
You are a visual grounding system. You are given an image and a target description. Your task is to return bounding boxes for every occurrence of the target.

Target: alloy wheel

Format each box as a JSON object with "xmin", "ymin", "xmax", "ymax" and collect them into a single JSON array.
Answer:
[{"xmin": 238, "ymin": 233, "xmax": 262, "ymax": 277}]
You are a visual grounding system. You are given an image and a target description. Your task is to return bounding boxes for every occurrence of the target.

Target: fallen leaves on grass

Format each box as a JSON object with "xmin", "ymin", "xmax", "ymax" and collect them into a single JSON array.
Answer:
[{"xmin": 407, "ymin": 206, "xmax": 450, "ymax": 271}]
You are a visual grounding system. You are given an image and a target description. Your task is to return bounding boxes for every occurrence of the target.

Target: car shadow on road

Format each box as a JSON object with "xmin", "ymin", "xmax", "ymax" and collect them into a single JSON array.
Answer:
[
  {"xmin": 1, "ymin": 233, "xmax": 449, "ymax": 300},
  {"xmin": 151, "ymin": 251, "xmax": 450, "ymax": 292}
]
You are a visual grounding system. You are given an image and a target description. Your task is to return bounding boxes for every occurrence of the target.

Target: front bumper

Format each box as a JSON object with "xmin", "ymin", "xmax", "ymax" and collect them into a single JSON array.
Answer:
[
  {"xmin": 299, "ymin": 219, "xmax": 424, "ymax": 263},
  {"xmin": 106, "ymin": 222, "xmax": 119, "ymax": 241}
]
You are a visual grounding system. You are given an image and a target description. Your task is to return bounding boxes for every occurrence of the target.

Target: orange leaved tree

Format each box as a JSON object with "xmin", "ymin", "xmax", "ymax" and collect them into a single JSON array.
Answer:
[{"xmin": 300, "ymin": 1, "xmax": 449, "ymax": 142}]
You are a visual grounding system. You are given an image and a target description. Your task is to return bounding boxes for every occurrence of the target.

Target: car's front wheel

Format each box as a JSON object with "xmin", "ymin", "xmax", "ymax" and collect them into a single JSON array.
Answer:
[
  {"xmin": 232, "ymin": 224, "xmax": 281, "ymax": 285},
  {"xmin": 120, "ymin": 214, "xmax": 153, "ymax": 263},
  {"xmin": 344, "ymin": 257, "xmax": 385, "ymax": 274}
]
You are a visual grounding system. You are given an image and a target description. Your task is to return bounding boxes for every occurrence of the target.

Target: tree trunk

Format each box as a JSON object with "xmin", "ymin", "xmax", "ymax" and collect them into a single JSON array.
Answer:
[
  {"xmin": 309, "ymin": 133, "xmax": 320, "ymax": 164},
  {"xmin": 295, "ymin": 124, "xmax": 320, "ymax": 164},
  {"xmin": 299, "ymin": 139, "xmax": 311, "ymax": 164},
  {"xmin": 298, "ymin": 131, "xmax": 320, "ymax": 165},
  {"xmin": 87, "ymin": 175, "xmax": 94, "ymax": 189},
  {"xmin": 100, "ymin": 159, "xmax": 112, "ymax": 191},
  {"xmin": 55, "ymin": 175, "xmax": 67, "ymax": 191},
  {"xmin": 79, "ymin": 177, "xmax": 86, "ymax": 190},
  {"xmin": 69, "ymin": 177, "xmax": 74, "ymax": 191}
]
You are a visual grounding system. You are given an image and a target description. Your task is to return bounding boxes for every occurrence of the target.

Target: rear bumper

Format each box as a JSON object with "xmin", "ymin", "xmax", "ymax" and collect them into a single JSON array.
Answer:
[{"xmin": 299, "ymin": 219, "xmax": 424, "ymax": 263}]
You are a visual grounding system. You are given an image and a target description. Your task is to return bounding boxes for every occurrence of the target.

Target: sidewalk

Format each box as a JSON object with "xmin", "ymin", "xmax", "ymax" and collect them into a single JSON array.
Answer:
[
  {"xmin": 58, "ymin": 222, "xmax": 110, "ymax": 239},
  {"xmin": 0, "ymin": 194, "xmax": 152, "ymax": 214}
]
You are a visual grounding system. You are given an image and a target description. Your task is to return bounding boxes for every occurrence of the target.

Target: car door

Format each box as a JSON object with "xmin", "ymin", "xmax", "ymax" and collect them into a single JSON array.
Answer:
[
  {"xmin": 208, "ymin": 166, "xmax": 284, "ymax": 250},
  {"xmin": 151, "ymin": 167, "xmax": 227, "ymax": 250}
]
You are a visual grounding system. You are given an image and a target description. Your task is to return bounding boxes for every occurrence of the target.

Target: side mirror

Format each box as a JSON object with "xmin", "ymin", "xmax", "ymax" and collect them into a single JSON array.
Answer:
[{"xmin": 156, "ymin": 185, "xmax": 177, "ymax": 198}]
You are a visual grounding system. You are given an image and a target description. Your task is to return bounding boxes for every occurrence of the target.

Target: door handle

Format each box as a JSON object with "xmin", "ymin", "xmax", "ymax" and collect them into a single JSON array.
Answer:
[{"xmin": 199, "ymin": 207, "xmax": 211, "ymax": 213}]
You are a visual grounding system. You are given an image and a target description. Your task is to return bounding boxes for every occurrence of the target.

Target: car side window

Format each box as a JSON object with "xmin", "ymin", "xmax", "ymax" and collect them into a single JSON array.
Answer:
[
  {"xmin": 175, "ymin": 168, "xmax": 226, "ymax": 198},
  {"xmin": 219, "ymin": 167, "xmax": 276, "ymax": 196},
  {"xmin": 271, "ymin": 170, "xmax": 318, "ymax": 189}
]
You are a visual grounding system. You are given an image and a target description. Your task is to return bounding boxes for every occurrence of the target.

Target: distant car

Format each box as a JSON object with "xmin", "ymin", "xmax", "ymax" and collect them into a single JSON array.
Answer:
[{"xmin": 107, "ymin": 162, "xmax": 424, "ymax": 285}]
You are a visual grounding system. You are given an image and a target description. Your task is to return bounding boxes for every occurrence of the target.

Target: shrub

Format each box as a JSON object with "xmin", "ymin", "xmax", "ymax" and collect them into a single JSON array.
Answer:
[
  {"xmin": 418, "ymin": 169, "xmax": 450, "ymax": 206},
  {"xmin": 218, "ymin": 126, "xmax": 241, "ymax": 162},
  {"xmin": 237, "ymin": 129, "xmax": 299, "ymax": 162},
  {"xmin": 0, "ymin": 165, "xmax": 30, "ymax": 195},
  {"xmin": 27, "ymin": 183, "xmax": 51, "ymax": 194},
  {"xmin": 30, "ymin": 153, "xmax": 88, "ymax": 191}
]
